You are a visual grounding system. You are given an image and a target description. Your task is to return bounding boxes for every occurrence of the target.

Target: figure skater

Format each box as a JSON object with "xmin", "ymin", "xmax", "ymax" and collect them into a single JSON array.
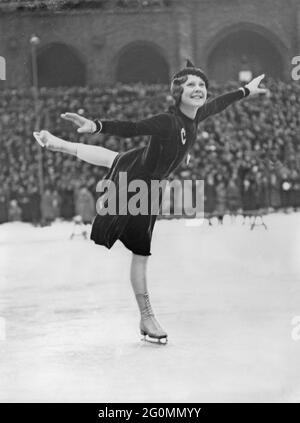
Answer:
[{"xmin": 33, "ymin": 60, "xmax": 267, "ymax": 344}]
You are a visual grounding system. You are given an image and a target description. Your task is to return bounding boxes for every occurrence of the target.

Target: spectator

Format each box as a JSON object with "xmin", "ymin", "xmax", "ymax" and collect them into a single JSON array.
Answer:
[
  {"xmin": 28, "ymin": 184, "xmax": 41, "ymax": 225},
  {"xmin": 18, "ymin": 186, "xmax": 31, "ymax": 222},
  {"xmin": 0, "ymin": 187, "xmax": 8, "ymax": 224},
  {"xmin": 41, "ymin": 188, "xmax": 55, "ymax": 225},
  {"xmin": 215, "ymin": 180, "xmax": 227, "ymax": 224},
  {"xmin": 52, "ymin": 189, "xmax": 62, "ymax": 220},
  {"xmin": 242, "ymin": 177, "xmax": 257, "ymax": 215},
  {"xmin": 226, "ymin": 177, "xmax": 242, "ymax": 217},
  {"xmin": 204, "ymin": 173, "xmax": 216, "ymax": 224},
  {"xmin": 60, "ymin": 183, "xmax": 75, "ymax": 220},
  {"xmin": 269, "ymin": 173, "xmax": 281, "ymax": 209},
  {"xmin": 75, "ymin": 186, "xmax": 95, "ymax": 224},
  {"xmin": 8, "ymin": 200, "xmax": 22, "ymax": 222},
  {"xmin": 1, "ymin": 79, "xmax": 300, "ymax": 223}
]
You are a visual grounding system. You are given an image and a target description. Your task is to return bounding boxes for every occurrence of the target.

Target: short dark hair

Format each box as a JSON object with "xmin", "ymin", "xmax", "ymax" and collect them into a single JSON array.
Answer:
[
  {"xmin": 172, "ymin": 67, "xmax": 209, "ymax": 88},
  {"xmin": 170, "ymin": 74, "xmax": 188, "ymax": 106}
]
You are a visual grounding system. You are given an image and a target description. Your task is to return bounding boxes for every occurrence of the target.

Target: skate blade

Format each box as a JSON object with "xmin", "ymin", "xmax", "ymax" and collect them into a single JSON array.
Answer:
[
  {"xmin": 33, "ymin": 131, "xmax": 45, "ymax": 147},
  {"xmin": 141, "ymin": 334, "xmax": 168, "ymax": 345}
]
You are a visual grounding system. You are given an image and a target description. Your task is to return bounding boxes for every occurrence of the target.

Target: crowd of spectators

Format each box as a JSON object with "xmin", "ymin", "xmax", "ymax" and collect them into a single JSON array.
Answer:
[
  {"xmin": 0, "ymin": 0, "xmax": 170, "ymax": 11},
  {"xmin": 0, "ymin": 79, "xmax": 300, "ymax": 225}
]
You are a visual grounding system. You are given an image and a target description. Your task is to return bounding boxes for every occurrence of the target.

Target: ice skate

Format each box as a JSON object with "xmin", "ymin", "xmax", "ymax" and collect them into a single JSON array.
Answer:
[
  {"xmin": 33, "ymin": 131, "xmax": 46, "ymax": 147},
  {"xmin": 136, "ymin": 293, "xmax": 168, "ymax": 345},
  {"xmin": 33, "ymin": 130, "xmax": 58, "ymax": 149}
]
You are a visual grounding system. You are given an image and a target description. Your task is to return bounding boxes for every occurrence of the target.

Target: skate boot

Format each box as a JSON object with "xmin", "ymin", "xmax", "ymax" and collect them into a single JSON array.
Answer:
[
  {"xmin": 135, "ymin": 293, "xmax": 168, "ymax": 345},
  {"xmin": 33, "ymin": 130, "xmax": 55, "ymax": 149}
]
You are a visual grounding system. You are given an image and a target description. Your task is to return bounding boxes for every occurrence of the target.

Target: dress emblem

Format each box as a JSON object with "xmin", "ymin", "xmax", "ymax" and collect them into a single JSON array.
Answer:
[{"xmin": 181, "ymin": 128, "xmax": 186, "ymax": 145}]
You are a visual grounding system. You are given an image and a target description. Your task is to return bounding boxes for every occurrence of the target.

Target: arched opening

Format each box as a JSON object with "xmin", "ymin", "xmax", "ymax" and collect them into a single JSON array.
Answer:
[
  {"xmin": 207, "ymin": 28, "xmax": 285, "ymax": 83},
  {"xmin": 36, "ymin": 43, "xmax": 86, "ymax": 87},
  {"xmin": 115, "ymin": 42, "xmax": 169, "ymax": 84}
]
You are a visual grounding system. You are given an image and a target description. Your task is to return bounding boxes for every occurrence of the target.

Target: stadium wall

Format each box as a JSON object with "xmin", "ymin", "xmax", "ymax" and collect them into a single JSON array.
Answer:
[{"xmin": 0, "ymin": 0, "xmax": 298, "ymax": 87}]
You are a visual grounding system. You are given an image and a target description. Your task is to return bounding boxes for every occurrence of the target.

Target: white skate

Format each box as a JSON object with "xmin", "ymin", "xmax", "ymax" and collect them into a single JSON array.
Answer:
[
  {"xmin": 136, "ymin": 293, "xmax": 168, "ymax": 345},
  {"xmin": 33, "ymin": 131, "xmax": 46, "ymax": 147},
  {"xmin": 33, "ymin": 130, "xmax": 72, "ymax": 154},
  {"xmin": 140, "ymin": 316, "xmax": 168, "ymax": 345}
]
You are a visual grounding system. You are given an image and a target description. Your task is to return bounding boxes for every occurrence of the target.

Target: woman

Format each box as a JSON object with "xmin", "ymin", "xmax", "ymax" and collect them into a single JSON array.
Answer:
[{"xmin": 33, "ymin": 61, "xmax": 267, "ymax": 344}]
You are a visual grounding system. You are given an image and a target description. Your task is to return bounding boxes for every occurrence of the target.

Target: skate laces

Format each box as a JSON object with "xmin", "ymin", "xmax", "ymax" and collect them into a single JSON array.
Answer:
[
  {"xmin": 136, "ymin": 293, "xmax": 154, "ymax": 318},
  {"xmin": 144, "ymin": 293, "xmax": 154, "ymax": 318},
  {"xmin": 137, "ymin": 293, "xmax": 167, "ymax": 337}
]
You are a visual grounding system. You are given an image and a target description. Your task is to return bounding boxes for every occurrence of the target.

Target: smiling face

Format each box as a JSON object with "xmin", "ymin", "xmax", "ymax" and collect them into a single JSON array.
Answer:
[{"xmin": 180, "ymin": 74, "xmax": 207, "ymax": 108}]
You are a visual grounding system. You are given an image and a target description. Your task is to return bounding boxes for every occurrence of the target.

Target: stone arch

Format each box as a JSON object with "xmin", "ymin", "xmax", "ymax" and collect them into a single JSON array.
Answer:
[
  {"xmin": 36, "ymin": 42, "xmax": 86, "ymax": 87},
  {"xmin": 205, "ymin": 23, "xmax": 288, "ymax": 83},
  {"xmin": 115, "ymin": 41, "xmax": 169, "ymax": 84}
]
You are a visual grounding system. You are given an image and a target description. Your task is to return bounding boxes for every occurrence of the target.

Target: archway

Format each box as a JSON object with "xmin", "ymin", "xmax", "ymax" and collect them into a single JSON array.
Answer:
[
  {"xmin": 36, "ymin": 43, "xmax": 86, "ymax": 87},
  {"xmin": 115, "ymin": 42, "xmax": 169, "ymax": 84},
  {"xmin": 207, "ymin": 27, "xmax": 285, "ymax": 83}
]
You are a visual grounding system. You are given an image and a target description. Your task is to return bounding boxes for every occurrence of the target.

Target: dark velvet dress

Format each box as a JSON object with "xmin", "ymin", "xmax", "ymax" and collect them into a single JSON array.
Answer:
[{"xmin": 91, "ymin": 89, "xmax": 246, "ymax": 255}]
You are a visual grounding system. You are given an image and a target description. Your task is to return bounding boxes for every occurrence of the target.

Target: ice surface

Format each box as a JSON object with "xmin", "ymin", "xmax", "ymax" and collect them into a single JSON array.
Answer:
[{"xmin": 0, "ymin": 214, "xmax": 299, "ymax": 402}]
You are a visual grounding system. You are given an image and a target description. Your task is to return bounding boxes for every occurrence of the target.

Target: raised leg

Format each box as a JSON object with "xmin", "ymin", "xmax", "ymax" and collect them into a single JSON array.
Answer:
[{"xmin": 34, "ymin": 130, "xmax": 118, "ymax": 168}]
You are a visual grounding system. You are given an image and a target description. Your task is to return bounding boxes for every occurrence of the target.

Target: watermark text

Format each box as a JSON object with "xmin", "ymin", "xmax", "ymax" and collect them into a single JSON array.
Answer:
[
  {"xmin": 291, "ymin": 56, "xmax": 300, "ymax": 81},
  {"xmin": 95, "ymin": 173, "xmax": 204, "ymax": 218}
]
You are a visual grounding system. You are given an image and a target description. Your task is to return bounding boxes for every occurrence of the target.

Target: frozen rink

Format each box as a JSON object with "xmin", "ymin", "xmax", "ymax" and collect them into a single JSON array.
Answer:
[{"xmin": 0, "ymin": 213, "xmax": 299, "ymax": 403}]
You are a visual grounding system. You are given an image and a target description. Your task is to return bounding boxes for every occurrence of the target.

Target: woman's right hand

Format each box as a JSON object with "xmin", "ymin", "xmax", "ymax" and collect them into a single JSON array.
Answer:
[
  {"xmin": 245, "ymin": 74, "xmax": 268, "ymax": 96},
  {"xmin": 61, "ymin": 112, "xmax": 96, "ymax": 134}
]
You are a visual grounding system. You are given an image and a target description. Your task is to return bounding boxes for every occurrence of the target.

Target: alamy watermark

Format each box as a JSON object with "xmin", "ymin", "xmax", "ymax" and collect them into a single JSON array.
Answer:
[
  {"xmin": 291, "ymin": 316, "xmax": 300, "ymax": 341},
  {"xmin": 291, "ymin": 56, "xmax": 300, "ymax": 81},
  {"xmin": 96, "ymin": 173, "xmax": 204, "ymax": 218},
  {"xmin": 0, "ymin": 56, "xmax": 6, "ymax": 80}
]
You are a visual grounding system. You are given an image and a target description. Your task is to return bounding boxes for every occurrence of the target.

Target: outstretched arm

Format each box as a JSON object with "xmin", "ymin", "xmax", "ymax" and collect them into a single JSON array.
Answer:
[
  {"xmin": 61, "ymin": 112, "xmax": 173, "ymax": 139},
  {"xmin": 197, "ymin": 74, "xmax": 268, "ymax": 122}
]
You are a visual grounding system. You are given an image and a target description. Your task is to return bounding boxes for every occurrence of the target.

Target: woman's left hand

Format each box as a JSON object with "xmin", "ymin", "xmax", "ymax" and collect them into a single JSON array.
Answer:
[{"xmin": 245, "ymin": 74, "xmax": 269, "ymax": 96}]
